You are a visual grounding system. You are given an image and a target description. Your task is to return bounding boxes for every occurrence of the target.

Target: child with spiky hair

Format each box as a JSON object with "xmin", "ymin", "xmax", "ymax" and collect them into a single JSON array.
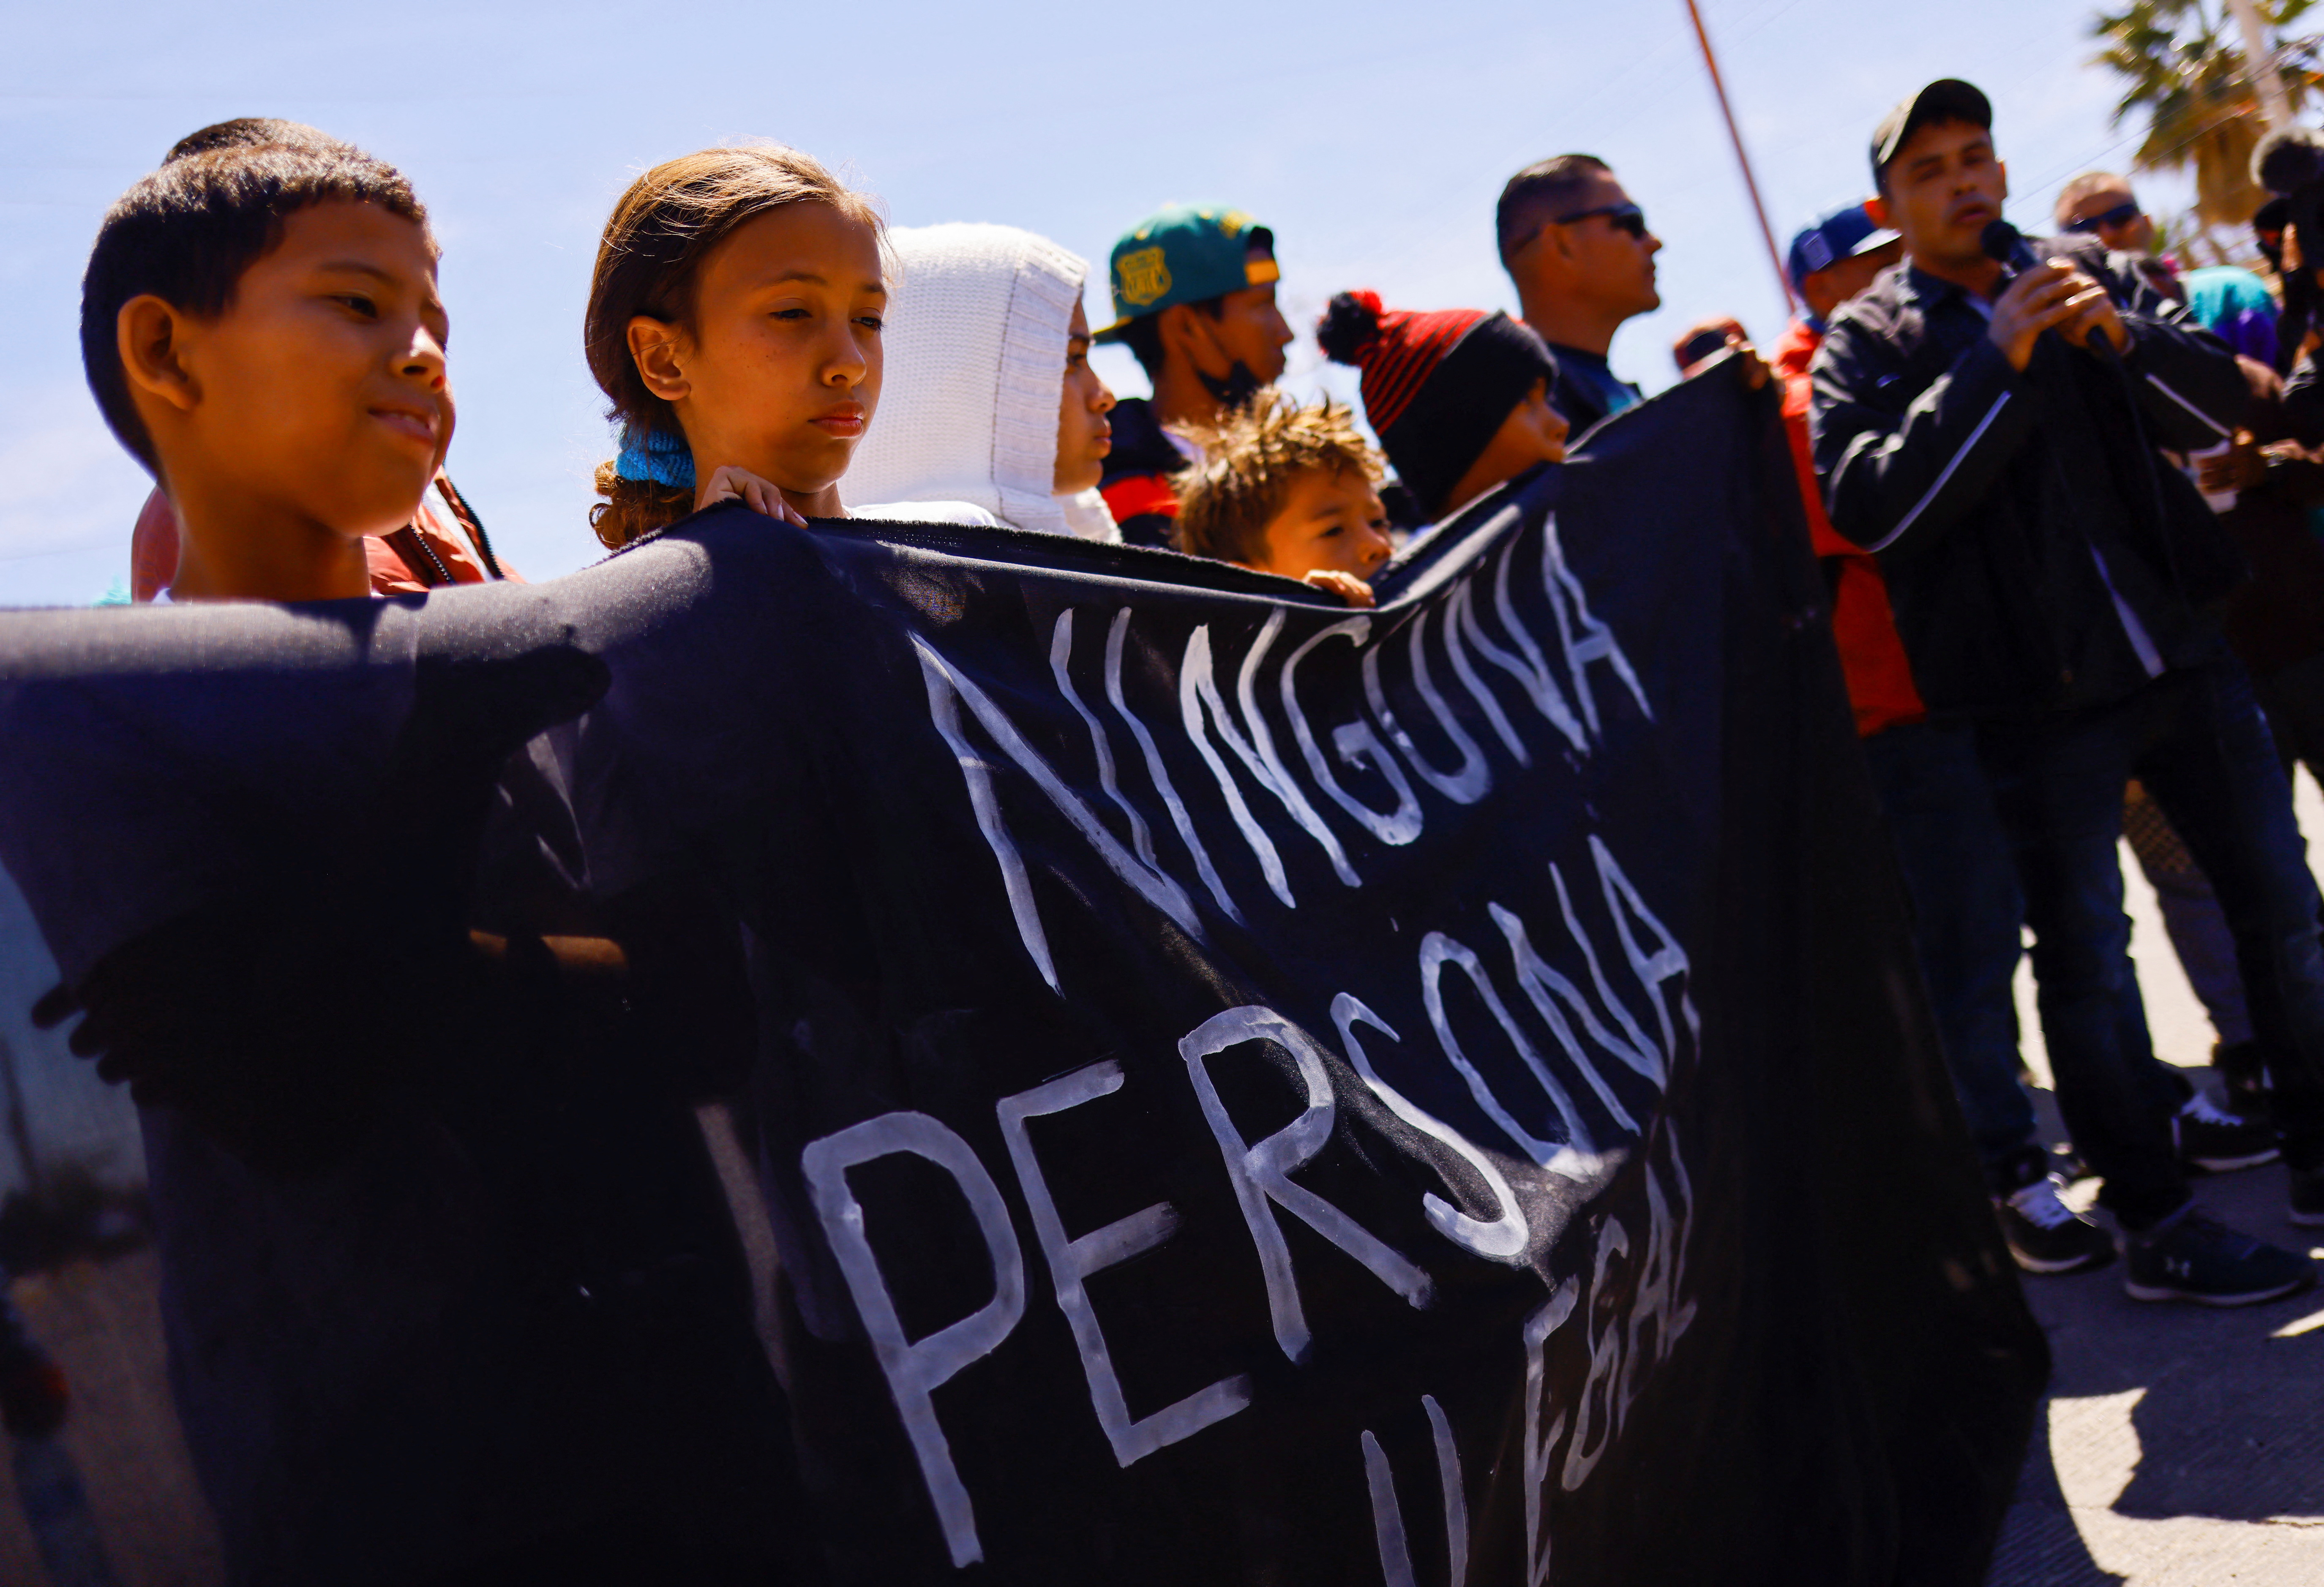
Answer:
[{"xmin": 1172, "ymin": 391, "xmax": 1394, "ymax": 605}]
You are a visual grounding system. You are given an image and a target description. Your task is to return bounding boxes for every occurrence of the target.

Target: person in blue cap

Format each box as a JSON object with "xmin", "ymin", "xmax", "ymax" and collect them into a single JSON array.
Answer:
[
  {"xmin": 1091, "ymin": 205, "xmax": 1293, "ymax": 546},
  {"xmin": 1786, "ymin": 202, "xmax": 1903, "ymax": 338}
]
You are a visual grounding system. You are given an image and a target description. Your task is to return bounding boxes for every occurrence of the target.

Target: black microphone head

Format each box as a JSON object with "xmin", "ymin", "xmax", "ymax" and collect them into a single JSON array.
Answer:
[
  {"xmin": 1980, "ymin": 219, "xmax": 2031, "ymax": 267},
  {"xmin": 2255, "ymin": 125, "xmax": 2324, "ymax": 196}
]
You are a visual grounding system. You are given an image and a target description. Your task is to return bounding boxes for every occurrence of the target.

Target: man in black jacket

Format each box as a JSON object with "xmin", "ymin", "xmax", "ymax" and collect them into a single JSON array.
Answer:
[{"xmin": 1811, "ymin": 79, "xmax": 2317, "ymax": 1306}]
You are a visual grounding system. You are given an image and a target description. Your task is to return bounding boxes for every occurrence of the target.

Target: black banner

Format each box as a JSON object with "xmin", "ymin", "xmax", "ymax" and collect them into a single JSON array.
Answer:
[{"xmin": 0, "ymin": 367, "xmax": 2045, "ymax": 1584}]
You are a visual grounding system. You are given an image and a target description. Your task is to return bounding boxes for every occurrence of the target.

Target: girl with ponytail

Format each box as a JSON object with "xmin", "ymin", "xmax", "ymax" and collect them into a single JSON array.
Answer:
[{"xmin": 583, "ymin": 145, "xmax": 887, "ymax": 548}]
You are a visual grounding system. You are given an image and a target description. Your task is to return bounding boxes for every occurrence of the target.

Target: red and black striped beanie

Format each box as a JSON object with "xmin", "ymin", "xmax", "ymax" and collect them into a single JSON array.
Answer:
[{"xmin": 1317, "ymin": 290, "xmax": 1558, "ymax": 518}]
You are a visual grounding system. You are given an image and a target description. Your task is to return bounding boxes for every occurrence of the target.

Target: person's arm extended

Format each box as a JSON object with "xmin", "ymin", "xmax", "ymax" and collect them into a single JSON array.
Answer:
[
  {"xmin": 2250, "ymin": 439, "xmax": 2324, "ymax": 507},
  {"xmin": 2109, "ymin": 266, "xmax": 2247, "ymax": 451},
  {"xmin": 1810, "ymin": 315, "xmax": 2035, "ymax": 559},
  {"xmin": 30, "ymin": 644, "xmax": 623, "ymax": 1176},
  {"xmin": 36, "ymin": 871, "xmax": 753, "ymax": 1175}
]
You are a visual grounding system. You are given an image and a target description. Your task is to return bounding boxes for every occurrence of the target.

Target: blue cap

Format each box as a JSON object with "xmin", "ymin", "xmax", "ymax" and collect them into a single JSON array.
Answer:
[{"xmin": 1786, "ymin": 202, "xmax": 1900, "ymax": 297}]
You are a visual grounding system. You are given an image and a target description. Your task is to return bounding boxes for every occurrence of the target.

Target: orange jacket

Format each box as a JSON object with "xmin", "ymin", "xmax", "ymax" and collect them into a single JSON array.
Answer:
[{"xmin": 1776, "ymin": 320, "xmax": 1923, "ymax": 737}]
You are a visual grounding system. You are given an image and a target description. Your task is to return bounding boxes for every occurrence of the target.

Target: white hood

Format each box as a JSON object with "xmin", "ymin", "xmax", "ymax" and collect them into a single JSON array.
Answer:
[{"xmin": 844, "ymin": 223, "xmax": 1119, "ymax": 542}]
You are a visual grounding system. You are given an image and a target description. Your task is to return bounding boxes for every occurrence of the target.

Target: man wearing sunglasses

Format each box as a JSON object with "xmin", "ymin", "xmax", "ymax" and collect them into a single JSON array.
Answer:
[
  {"xmin": 2055, "ymin": 172, "xmax": 2158, "ymax": 257},
  {"xmin": 2057, "ymin": 171, "xmax": 2186, "ymax": 310},
  {"xmin": 1496, "ymin": 155, "xmax": 1663, "ymax": 434}
]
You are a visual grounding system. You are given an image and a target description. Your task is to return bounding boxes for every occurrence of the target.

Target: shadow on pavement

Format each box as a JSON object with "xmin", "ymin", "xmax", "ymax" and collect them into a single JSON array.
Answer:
[
  {"xmin": 1986, "ymin": 1077, "xmax": 2324, "ymax": 1583},
  {"xmin": 1988, "ymin": 1433, "xmax": 2128, "ymax": 1587}
]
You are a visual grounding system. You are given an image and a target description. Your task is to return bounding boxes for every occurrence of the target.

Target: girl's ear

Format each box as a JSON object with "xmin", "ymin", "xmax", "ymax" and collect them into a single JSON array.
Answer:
[
  {"xmin": 627, "ymin": 315, "xmax": 691, "ymax": 403},
  {"xmin": 117, "ymin": 295, "xmax": 200, "ymax": 414}
]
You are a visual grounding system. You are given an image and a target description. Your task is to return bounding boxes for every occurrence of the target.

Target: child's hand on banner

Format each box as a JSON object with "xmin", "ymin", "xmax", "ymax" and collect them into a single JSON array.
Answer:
[{"xmin": 1301, "ymin": 569, "xmax": 1377, "ymax": 608}]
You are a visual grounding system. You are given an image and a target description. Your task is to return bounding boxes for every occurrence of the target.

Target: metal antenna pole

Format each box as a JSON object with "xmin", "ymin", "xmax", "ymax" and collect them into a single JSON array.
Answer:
[{"xmin": 1682, "ymin": 0, "xmax": 1802, "ymax": 318}]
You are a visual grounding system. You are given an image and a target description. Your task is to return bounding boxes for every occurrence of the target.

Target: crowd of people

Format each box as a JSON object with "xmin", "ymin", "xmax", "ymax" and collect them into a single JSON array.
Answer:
[{"xmin": 19, "ymin": 66, "xmax": 2324, "ymax": 1582}]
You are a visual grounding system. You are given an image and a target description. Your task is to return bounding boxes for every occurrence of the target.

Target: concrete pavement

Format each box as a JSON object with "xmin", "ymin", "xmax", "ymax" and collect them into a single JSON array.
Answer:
[
  {"xmin": 1984, "ymin": 775, "xmax": 2324, "ymax": 1583},
  {"xmin": 1986, "ymin": 1112, "xmax": 2324, "ymax": 1584}
]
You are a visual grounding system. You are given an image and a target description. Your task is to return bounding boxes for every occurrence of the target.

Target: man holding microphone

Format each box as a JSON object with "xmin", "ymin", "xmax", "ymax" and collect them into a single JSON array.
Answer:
[{"xmin": 1812, "ymin": 79, "xmax": 2318, "ymax": 1306}]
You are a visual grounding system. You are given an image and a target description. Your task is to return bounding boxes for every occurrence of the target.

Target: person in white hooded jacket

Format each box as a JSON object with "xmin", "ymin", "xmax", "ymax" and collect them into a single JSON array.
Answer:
[{"xmin": 845, "ymin": 222, "xmax": 1122, "ymax": 540}]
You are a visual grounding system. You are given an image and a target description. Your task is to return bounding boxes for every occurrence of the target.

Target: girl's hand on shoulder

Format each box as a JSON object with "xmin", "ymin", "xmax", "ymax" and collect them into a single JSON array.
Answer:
[
  {"xmin": 697, "ymin": 466, "xmax": 809, "ymax": 527},
  {"xmin": 1302, "ymin": 569, "xmax": 1376, "ymax": 608}
]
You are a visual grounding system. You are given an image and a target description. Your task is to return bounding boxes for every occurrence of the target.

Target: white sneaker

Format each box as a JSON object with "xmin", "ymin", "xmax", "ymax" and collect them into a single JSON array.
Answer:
[
  {"xmin": 1995, "ymin": 1175, "xmax": 2114, "ymax": 1274},
  {"xmin": 2175, "ymin": 1092, "xmax": 2280, "ymax": 1173}
]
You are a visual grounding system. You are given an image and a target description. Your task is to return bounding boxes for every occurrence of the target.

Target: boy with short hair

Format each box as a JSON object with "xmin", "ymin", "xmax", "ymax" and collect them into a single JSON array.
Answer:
[
  {"xmin": 71, "ymin": 137, "xmax": 794, "ymax": 1583},
  {"xmin": 119, "ymin": 118, "xmax": 512, "ymax": 601},
  {"xmin": 1172, "ymin": 392, "xmax": 1393, "ymax": 605},
  {"xmin": 85, "ymin": 141, "xmax": 452, "ymax": 603}
]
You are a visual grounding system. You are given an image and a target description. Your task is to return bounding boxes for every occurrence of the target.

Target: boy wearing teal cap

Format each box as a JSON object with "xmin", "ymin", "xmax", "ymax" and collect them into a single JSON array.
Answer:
[{"xmin": 1092, "ymin": 204, "xmax": 1292, "ymax": 545}]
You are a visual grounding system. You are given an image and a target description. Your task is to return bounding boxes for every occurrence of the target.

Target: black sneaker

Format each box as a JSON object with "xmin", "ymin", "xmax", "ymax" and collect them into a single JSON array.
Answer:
[
  {"xmin": 2123, "ymin": 1208, "xmax": 2314, "ymax": 1306},
  {"xmin": 2174, "ymin": 1092, "xmax": 2280, "ymax": 1173},
  {"xmin": 2213, "ymin": 1039, "xmax": 2273, "ymax": 1126},
  {"xmin": 2292, "ymin": 1167, "xmax": 2324, "ymax": 1229},
  {"xmin": 1994, "ymin": 1175, "xmax": 2115, "ymax": 1274}
]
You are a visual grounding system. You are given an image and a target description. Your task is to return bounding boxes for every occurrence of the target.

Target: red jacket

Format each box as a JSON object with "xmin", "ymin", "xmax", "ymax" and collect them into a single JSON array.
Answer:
[
  {"xmin": 131, "ymin": 474, "xmax": 517, "ymax": 601},
  {"xmin": 1776, "ymin": 320, "xmax": 1923, "ymax": 737}
]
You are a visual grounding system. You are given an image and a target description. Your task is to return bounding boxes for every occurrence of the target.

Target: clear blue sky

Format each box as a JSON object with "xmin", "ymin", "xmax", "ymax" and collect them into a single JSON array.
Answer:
[{"xmin": 0, "ymin": 0, "xmax": 2194, "ymax": 606}]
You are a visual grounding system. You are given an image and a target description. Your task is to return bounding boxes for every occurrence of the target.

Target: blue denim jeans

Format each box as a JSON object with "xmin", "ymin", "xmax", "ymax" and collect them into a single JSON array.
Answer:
[
  {"xmin": 1976, "ymin": 648, "xmax": 2324, "ymax": 1225},
  {"xmin": 2124, "ymin": 780, "xmax": 2254, "ymax": 1048},
  {"xmin": 1863, "ymin": 721, "xmax": 2045, "ymax": 1190},
  {"xmin": 2253, "ymin": 649, "xmax": 2324, "ymax": 789}
]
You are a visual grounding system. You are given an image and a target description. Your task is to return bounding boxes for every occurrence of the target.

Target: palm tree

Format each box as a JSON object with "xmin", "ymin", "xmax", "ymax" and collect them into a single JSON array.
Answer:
[{"xmin": 2092, "ymin": 0, "xmax": 2322, "ymax": 242}]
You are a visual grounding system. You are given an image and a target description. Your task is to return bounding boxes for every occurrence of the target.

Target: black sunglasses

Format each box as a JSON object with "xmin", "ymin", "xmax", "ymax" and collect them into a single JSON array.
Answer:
[
  {"xmin": 2063, "ymin": 201, "xmax": 2141, "ymax": 235},
  {"xmin": 1553, "ymin": 202, "xmax": 1650, "ymax": 240}
]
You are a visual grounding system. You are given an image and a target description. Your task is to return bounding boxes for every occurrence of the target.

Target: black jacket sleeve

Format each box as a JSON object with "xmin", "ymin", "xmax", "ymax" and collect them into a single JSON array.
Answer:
[
  {"xmin": 1809, "ymin": 311, "xmax": 2036, "ymax": 559},
  {"xmin": 2283, "ymin": 351, "xmax": 2324, "ymax": 449},
  {"xmin": 2106, "ymin": 258, "xmax": 2245, "ymax": 451}
]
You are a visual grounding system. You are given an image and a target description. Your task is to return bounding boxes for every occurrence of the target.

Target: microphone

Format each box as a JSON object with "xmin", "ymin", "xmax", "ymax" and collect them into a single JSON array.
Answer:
[
  {"xmin": 1982, "ymin": 218, "xmax": 2117, "ymax": 365},
  {"xmin": 1980, "ymin": 218, "xmax": 2039, "ymax": 277}
]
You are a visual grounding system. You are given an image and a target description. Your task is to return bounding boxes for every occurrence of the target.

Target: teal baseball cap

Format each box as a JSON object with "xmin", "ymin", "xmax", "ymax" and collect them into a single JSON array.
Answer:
[{"xmin": 1093, "ymin": 204, "xmax": 1279, "ymax": 342}]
